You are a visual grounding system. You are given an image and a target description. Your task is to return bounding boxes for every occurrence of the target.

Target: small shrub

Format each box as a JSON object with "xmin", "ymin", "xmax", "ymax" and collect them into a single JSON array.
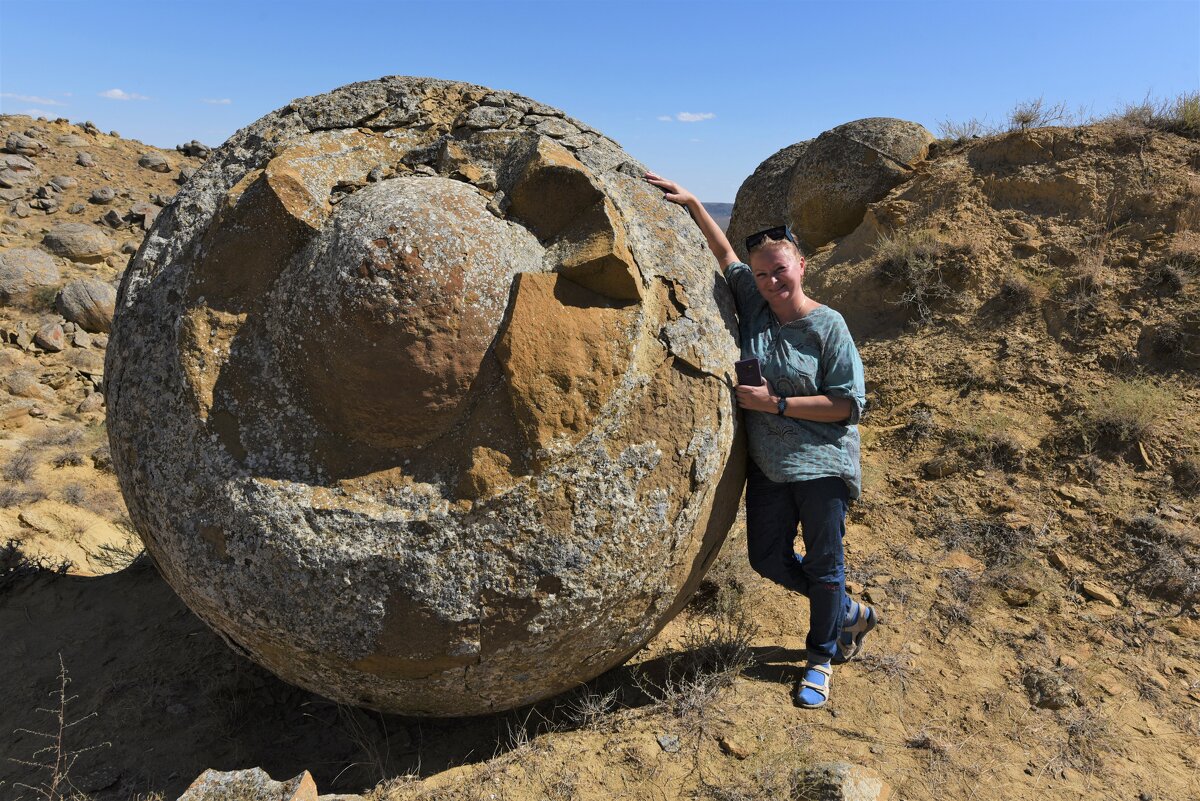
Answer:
[
  {"xmin": 938, "ymin": 515, "xmax": 1036, "ymax": 568},
  {"xmin": 1151, "ymin": 263, "xmax": 1186, "ymax": 293},
  {"xmin": 1008, "ymin": 96, "xmax": 1070, "ymax": 131},
  {"xmin": 1058, "ymin": 250, "xmax": 1110, "ymax": 327},
  {"xmin": 1082, "ymin": 379, "xmax": 1171, "ymax": 446},
  {"xmin": 51, "ymin": 452, "xmax": 85, "ymax": 469},
  {"xmin": 937, "ymin": 117, "xmax": 993, "ymax": 143},
  {"xmin": 952, "ymin": 414, "xmax": 1025, "ymax": 471},
  {"xmin": 1123, "ymin": 513, "xmax": 1200, "ymax": 613},
  {"xmin": 27, "ymin": 285, "xmax": 60, "ymax": 312},
  {"xmin": 1173, "ymin": 456, "xmax": 1200, "ymax": 496},
  {"xmin": 61, "ymin": 484, "xmax": 87, "ymax": 506},
  {"xmin": 3, "ymin": 448, "xmax": 38, "ymax": 483},
  {"xmin": 902, "ymin": 407, "xmax": 937, "ymax": 449},
  {"xmin": 998, "ymin": 275, "xmax": 1035, "ymax": 312},
  {"xmin": 1112, "ymin": 91, "xmax": 1200, "ymax": 138},
  {"xmin": 1060, "ymin": 706, "xmax": 1116, "ymax": 775}
]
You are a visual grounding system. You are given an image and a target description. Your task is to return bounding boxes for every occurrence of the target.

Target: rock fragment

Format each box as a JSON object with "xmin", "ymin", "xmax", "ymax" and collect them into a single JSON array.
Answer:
[{"xmin": 137, "ymin": 152, "xmax": 172, "ymax": 172}]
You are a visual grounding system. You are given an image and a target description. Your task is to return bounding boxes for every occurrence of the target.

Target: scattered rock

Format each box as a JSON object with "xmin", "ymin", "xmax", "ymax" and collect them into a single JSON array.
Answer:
[
  {"xmin": 56, "ymin": 133, "xmax": 89, "ymax": 147},
  {"xmin": 76, "ymin": 151, "xmax": 96, "ymax": 167},
  {"xmin": 129, "ymin": 201, "xmax": 160, "ymax": 228},
  {"xmin": 56, "ymin": 278, "xmax": 117, "ymax": 333},
  {"xmin": 177, "ymin": 165, "xmax": 196, "ymax": 184},
  {"xmin": 0, "ymin": 247, "xmax": 61, "ymax": 303},
  {"xmin": 922, "ymin": 455, "xmax": 959, "ymax": 478},
  {"xmin": 91, "ymin": 443, "xmax": 113, "ymax": 471},
  {"xmin": 137, "ymin": 152, "xmax": 172, "ymax": 173},
  {"xmin": 794, "ymin": 762, "xmax": 893, "ymax": 801},
  {"xmin": 67, "ymin": 202, "xmax": 85, "ymax": 214},
  {"xmin": 41, "ymin": 222, "xmax": 116, "ymax": 262},
  {"xmin": 177, "ymin": 767, "xmax": 318, "ymax": 801},
  {"xmin": 5, "ymin": 131, "xmax": 46, "ymax": 156},
  {"xmin": 656, "ymin": 733, "xmax": 681, "ymax": 753},
  {"xmin": 33, "ymin": 322, "xmax": 65, "ymax": 352},
  {"xmin": 89, "ymin": 186, "xmax": 116, "ymax": 204},
  {"xmin": 0, "ymin": 153, "xmax": 40, "ymax": 187},
  {"xmin": 717, "ymin": 733, "xmax": 753, "ymax": 759},
  {"xmin": 5, "ymin": 371, "xmax": 55, "ymax": 401},
  {"xmin": 175, "ymin": 139, "xmax": 212, "ymax": 159},
  {"xmin": 1080, "ymin": 580, "xmax": 1121, "ymax": 607},
  {"xmin": 1023, "ymin": 666, "xmax": 1080, "ymax": 709},
  {"xmin": 100, "ymin": 208, "xmax": 126, "ymax": 229},
  {"xmin": 49, "ymin": 175, "xmax": 78, "ymax": 190}
]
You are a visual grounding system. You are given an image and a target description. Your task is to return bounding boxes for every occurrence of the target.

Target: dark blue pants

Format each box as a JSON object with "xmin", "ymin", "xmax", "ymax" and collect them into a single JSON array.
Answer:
[{"xmin": 745, "ymin": 461, "xmax": 851, "ymax": 663}]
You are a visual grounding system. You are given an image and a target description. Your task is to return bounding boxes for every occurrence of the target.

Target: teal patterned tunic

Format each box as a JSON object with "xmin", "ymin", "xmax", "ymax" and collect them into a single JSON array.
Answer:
[{"xmin": 726, "ymin": 262, "xmax": 866, "ymax": 499}]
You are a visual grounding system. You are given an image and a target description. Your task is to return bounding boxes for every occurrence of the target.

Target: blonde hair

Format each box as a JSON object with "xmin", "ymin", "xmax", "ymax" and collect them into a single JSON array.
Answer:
[{"xmin": 749, "ymin": 235, "xmax": 806, "ymax": 259}]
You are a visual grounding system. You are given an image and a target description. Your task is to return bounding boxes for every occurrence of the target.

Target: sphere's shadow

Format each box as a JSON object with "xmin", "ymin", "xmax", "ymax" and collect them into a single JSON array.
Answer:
[{"xmin": 0, "ymin": 552, "xmax": 797, "ymax": 799}]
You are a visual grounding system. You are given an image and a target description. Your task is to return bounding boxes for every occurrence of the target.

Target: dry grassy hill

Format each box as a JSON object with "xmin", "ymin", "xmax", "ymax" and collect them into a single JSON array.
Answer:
[{"xmin": 0, "ymin": 111, "xmax": 1197, "ymax": 801}]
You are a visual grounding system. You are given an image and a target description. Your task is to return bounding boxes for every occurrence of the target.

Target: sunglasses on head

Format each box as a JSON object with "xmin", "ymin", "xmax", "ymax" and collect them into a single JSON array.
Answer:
[{"xmin": 745, "ymin": 225, "xmax": 798, "ymax": 252}]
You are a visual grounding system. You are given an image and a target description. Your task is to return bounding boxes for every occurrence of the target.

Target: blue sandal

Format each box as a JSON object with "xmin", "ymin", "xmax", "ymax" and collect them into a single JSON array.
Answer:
[
  {"xmin": 794, "ymin": 662, "xmax": 833, "ymax": 709},
  {"xmin": 834, "ymin": 600, "xmax": 877, "ymax": 664}
]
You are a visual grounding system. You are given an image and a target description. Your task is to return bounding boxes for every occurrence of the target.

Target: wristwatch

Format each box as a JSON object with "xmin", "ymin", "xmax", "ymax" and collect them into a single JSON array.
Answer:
[{"xmin": 776, "ymin": 396, "xmax": 787, "ymax": 416}]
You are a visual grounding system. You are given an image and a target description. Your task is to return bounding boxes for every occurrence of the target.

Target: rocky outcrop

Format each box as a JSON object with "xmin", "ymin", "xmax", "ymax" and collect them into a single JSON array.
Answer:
[
  {"xmin": 106, "ymin": 76, "xmax": 743, "ymax": 717},
  {"xmin": 730, "ymin": 118, "xmax": 933, "ymax": 255}
]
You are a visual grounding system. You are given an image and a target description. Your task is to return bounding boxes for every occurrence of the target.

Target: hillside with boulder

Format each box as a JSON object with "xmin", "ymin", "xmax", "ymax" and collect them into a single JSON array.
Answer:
[{"xmin": 0, "ymin": 106, "xmax": 1198, "ymax": 801}]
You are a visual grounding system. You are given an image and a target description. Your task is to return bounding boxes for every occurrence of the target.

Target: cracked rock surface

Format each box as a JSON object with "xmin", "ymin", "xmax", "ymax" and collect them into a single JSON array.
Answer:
[{"xmin": 106, "ymin": 76, "xmax": 744, "ymax": 716}]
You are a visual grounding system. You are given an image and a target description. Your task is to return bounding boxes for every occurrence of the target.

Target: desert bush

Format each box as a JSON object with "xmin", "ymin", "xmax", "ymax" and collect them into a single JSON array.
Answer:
[
  {"xmin": 997, "ymin": 275, "xmax": 1035, "ymax": 312},
  {"xmin": 51, "ymin": 452, "xmax": 85, "ymax": 469},
  {"xmin": 1173, "ymin": 456, "xmax": 1200, "ymax": 496},
  {"xmin": 1057, "ymin": 248, "xmax": 1110, "ymax": 327},
  {"xmin": 1080, "ymin": 378, "xmax": 1171, "ymax": 446},
  {"xmin": 27, "ymin": 285, "xmax": 60, "ymax": 312},
  {"xmin": 1059, "ymin": 705, "xmax": 1116, "ymax": 775},
  {"xmin": 1008, "ymin": 96, "xmax": 1070, "ymax": 131},
  {"xmin": 937, "ymin": 515, "xmax": 1036, "ymax": 568},
  {"xmin": 937, "ymin": 116, "xmax": 993, "ymax": 143},
  {"xmin": 931, "ymin": 567, "xmax": 979, "ymax": 630},
  {"xmin": 1151, "ymin": 263, "xmax": 1186, "ymax": 294},
  {"xmin": 951, "ymin": 414, "xmax": 1025, "ymax": 471},
  {"xmin": 4, "ymin": 447, "xmax": 39, "ymax": 483},
  {"xmin": 1123, "ymin": 513, "xmax": 1200, "ymax": 613},
  {"xmin": 2, "ymin": 540, "xmax": 69, "ymax": 592},
  {"xmin": 1111, "ymin": 91, "xmax": 1200, "ymax": 138},
  {"xmin": 60, "ymin": 484, "xmax": 86, "ymax": 506},
  {"xmin": 874, "ymin": 230, "xmax": 972, "ymax": 323}
]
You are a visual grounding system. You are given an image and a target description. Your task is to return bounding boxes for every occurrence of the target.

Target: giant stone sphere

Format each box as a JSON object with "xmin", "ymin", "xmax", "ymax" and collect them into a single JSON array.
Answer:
[{"xmin": 105, "ymin": 77, "xmax": 744, "ymax": 716}]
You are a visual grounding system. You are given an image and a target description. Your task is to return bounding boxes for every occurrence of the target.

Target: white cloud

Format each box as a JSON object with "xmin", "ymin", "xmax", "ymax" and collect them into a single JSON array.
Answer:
[
  {"xmin": 202, "ymin": 98, "xmax": 232, "ymax": 105},
  {"xmin": 18, "ymin": 108, "xmax": 53, "ymax": 118},
  {"xmin": 99, "ymin": 88, "xmax": 149, "ymax": 101},
  {"xmin": 676, "ymin": 112, "xmax": 715, "ymax": 123},
  {"xmin": 656, "ymin": 115, "xmax": 673, "ymax": 122},
  {"xmin": 0, "ymin": 93, "xmax": 66, "ymax": 106}
]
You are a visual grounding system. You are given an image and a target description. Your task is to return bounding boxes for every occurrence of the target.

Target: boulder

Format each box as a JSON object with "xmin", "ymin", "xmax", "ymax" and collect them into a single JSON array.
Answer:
[
  {"xmin": 76, "ymin": 151, "xmax": 96, "ymax": 167},
  {"xmin": 176, "ymin": 139, "xmax": 212, "ymax": 159},
  {"xmin": 726, "ymin": 140, "xmax": 809, "ymax": 263},
  {"xmin": 0, "ymin": 247, "xmax": 60, "ymax": 303},
  {"xmin": 105, "ymin": 76, "xmax": 743, "ymax": 716},
  {"xmin": 89, "ymin": 186, "xmax": 116, "ymax": 204},
  {"xmin": 786, "ymin": 118, "xmax": 933, "ymax": 250},
  {"xmin": 57, "ymin": 278, "xmax": 117, "ymax": 332},
  {"xmin": 4, "ymin": 132, "xmax": 46, "ymax": 156},
  {"xmin": 41, "ymin": 222, "xmax": 116, "ymax": 262},
  {"xmin": 730, "ymin": 118, "xmax": 933, "ymax": 255},
  {"xmin": 137, "ymin": 152, "xmax": 172, "ymax": 172}
]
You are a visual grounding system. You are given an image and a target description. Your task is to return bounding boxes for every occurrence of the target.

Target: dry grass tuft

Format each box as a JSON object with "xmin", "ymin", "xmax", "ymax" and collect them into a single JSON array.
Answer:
[
  {"xmin": 1008, "ymin": 97, "xmax": 1071, "ymax": 131},
  {"xmin": 1110, "ymin": 91, "xmax": 1200, "ymax": 138},
  {"xmin": 1123, "ymin": 513, "xmax": 1200, "ymax": 613},
  {"xmin": 874, "ymin": 229, "xmax": 973, "ymax": 323},
  {"xmin": 1081, "ymin": 378, "xmax": 1171, "ymax": 446}
]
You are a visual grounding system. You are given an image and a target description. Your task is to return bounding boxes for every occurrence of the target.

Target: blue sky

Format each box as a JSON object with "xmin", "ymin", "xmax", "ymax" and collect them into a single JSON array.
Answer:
[{"xmin": 2, "ymin": 0, "xmax": 1197, "ymax": 200}]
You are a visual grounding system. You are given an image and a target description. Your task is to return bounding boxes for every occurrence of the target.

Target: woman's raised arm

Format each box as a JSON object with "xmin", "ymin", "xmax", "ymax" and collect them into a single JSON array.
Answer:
[{"xmin": 644, "ymin": 171, "xmax": 739, "ymax": 270}]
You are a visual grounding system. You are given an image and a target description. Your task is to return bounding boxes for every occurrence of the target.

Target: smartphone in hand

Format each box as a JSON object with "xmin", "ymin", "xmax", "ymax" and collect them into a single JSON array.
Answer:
[{"xmin": 734, "ymin": 357, "xmax": 763, "ymax": 387}]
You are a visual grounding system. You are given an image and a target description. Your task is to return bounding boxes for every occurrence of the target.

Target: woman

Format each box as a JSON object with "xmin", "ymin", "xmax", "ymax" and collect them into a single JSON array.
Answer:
[{"xmin": 644, "ymin": 171, "xmax": 875, "ymax": 709}]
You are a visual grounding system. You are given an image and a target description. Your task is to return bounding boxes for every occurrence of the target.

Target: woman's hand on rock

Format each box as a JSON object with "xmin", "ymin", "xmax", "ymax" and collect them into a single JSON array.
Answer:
[
  {"xmin": 736, "ymin": 378, "xmax": 777, "ymax": 413},
  {"xmin": 644, "ymin": 171, "xmax": 696, "ymax": 207}
]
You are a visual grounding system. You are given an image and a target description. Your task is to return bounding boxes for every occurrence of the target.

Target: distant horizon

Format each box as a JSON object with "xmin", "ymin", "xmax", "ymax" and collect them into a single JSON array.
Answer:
[{"xmin": 2, "ymin": 0, "xmax": 1196, "ymax": 200}]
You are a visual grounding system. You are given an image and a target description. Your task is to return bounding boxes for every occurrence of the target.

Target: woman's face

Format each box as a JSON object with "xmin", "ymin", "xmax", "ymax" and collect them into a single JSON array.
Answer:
[{"xmin": 749, "ymin": 244, "xmax": 806, "ymax": 307}]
